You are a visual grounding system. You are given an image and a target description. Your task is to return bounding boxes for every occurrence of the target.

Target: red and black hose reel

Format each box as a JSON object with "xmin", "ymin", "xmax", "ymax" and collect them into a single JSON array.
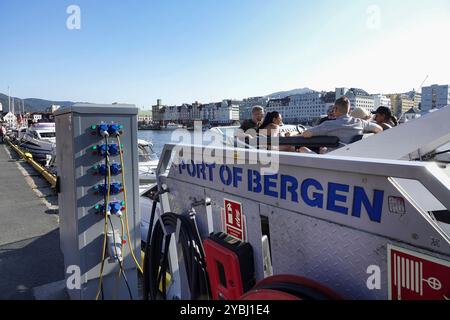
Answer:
[
  {"xmin": 241, "ymin": 275, "xmax": 343, "ymax": 300},
  {"xmin": 204, "ymin": 232, "xmax": 342, "ymax": 300}
]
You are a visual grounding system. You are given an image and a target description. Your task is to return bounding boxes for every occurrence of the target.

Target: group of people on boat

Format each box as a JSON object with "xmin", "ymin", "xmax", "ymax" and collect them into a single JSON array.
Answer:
[{"xmin": 236, "ymin": 96, "xmax": 398, "ymax": 153}]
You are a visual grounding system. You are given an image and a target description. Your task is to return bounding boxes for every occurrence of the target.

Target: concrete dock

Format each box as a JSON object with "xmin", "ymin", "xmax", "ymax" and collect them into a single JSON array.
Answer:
[{"xmin": 0, "ymin": 143, "xmax": 64, "ymax": 299}]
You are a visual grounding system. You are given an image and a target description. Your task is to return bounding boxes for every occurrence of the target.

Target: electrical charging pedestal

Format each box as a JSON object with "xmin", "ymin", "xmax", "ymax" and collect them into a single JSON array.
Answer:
[{"xmin": 55, "ymin": 104, "xmax": 140, "ymax": 300}]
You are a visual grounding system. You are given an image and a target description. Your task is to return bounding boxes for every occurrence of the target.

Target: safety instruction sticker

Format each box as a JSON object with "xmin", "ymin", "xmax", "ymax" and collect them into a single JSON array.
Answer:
[
  {"xmin": 387, "ymin": 244, "xmax": 450, "ymax": 300},
  {"xmin": 221, "ymin": 199, "xmax": 247, "ymax": 242}
]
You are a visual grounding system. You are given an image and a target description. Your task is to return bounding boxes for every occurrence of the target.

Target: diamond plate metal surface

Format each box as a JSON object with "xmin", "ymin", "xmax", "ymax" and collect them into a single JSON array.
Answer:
[{"xmin": 268, "ymin": 207, "xmax": 388, "ymax": 299}]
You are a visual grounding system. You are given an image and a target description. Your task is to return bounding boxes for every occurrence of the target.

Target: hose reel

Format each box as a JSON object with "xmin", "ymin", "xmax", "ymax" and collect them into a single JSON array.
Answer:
[{"xmin": 240, "ymin": 275, "xmax": 343, "ymax": 300}]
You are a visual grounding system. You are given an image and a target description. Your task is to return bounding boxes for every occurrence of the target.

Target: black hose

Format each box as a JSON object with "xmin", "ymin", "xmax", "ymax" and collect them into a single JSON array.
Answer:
[
  {"xmin": 143, "ymin": 199, "xmax": 158, "ymax": 300},
  {"xmin": 145, "ymin": 212, "xmax": 210, "ymax": 300},
  {"xmin": 108, "ymin": 216, "xmax": 133, "ymax": 300},
  {"xmin": 104, "ymin": 136, "xmax": 132, "ymax": 300}
]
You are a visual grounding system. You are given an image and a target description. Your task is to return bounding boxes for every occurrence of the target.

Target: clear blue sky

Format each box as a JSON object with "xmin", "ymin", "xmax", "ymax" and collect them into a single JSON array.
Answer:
[{"xmin": 1, "ymin": 0, "xmax": 449, "ymax": 108}]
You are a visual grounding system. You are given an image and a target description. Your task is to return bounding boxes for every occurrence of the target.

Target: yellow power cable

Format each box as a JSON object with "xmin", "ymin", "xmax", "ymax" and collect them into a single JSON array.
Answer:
[
  {"xmin": 95, "ymin": 152, "xmax": 112, "ymax": 300},
  {"xmin": 117, "ymin": 135, "xmax": 144, "ymax": 274}
]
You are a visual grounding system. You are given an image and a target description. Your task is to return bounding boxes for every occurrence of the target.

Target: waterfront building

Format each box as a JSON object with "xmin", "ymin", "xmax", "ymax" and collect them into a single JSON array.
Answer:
[
  {"xmin": 404, "ymin": 90, "xmax": 421, "ymax": 109},
  {"xmin": 372, "ymin": 94, "xmax": 392, "ymax": 109},
  {"xmin": 335, "ymin": 88, "xmax": 375, "ymax": 113},
  {"xmin": 399, "ymin": 107, "xmax": 421, "ymax": 123},
  {"xmin": 152, "ymin": 99, "xmax": 166, "ymax": 123},
  {"xmin": 386, "ymin": 94, "xmax": 415, "ymax": 118},
  {"xmin": 138, "ymin": 110, "xmax": 153, "ymax": 123},
  {"xmin": 421, "ymin": 84, "xmax": 450, "ymax": 112},
  {"xmin": 266, "ymin": 97, "xmax": 290, "ymax": 115},
  {"xmin": 33, "ymin": 114, "xmax": 42, "ymax": 122},
  {"xmin": 201, "ymin": 102, "xmax": 221, "ymax": 123},
  {"xmin": 164, "ymin": 105, "xmax": 179, "ymax": 122},
  {"xmin": 216, "ymin": 100, "xmax": 240, "ymax": 125},
  {"xmin": 284, "ymin": 91, "xmax": 335, "ymax": 123},
  {"xmin": 239, "ymin": 97, "xmax": 269, "ymax": 120},
  {"xmin": 177, "ymin": 104, "xmax": 190, "ymax": 124},
  {"xmin": 3, "ymin": 112, "xmax": 17, "ymax": 127},
  {"xmin": 190, "ymin": 102, "xmax": 202, "ymax": 122}
]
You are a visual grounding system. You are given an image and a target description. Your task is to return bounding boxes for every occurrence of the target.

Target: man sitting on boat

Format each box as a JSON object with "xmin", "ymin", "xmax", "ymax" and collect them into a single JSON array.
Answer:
[
  {"xmin": 235, "ymin": 105, "xmax": 265, "ymax": 140},
  {"xmin": 317, "ymin": 105, "xmax": 337, "ymax": 125},
  {"xmin": 300, "ymin": 97, "xmax": 383, "ymax": 152}
]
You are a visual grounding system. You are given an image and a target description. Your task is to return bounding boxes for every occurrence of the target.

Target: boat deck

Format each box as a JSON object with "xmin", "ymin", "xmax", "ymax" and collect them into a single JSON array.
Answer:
[{"xmin": 0, "ymin": 143, "xmax": 64, "ymax": 299}]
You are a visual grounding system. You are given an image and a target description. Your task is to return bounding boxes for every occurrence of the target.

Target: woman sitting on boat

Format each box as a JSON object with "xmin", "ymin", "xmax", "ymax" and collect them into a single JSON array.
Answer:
[{"xmin": 259, "ymin": 111, "xmax": 299, "ymax": 152}]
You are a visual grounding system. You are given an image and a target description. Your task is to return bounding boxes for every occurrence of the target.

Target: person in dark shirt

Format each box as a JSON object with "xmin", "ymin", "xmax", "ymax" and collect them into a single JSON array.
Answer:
[
  {"xmin": 0, "ymin": 123, "xmax": 5, "ymax": 144},
  {"xmin": 372, "ymin": 106, "xmax": 398, "ymax": 130},
  {"xmin": 236, "ymin": 105, "xmax": 265, "ymax": 139},
  {"xmin": 317, "ymin": 105, "xmax": 337, "ymax": 125}
]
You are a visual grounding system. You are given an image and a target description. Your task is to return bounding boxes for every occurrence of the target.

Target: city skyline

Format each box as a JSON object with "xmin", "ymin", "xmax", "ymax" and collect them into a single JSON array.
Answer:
[
  {"xmin": 1, "ymin": 0, "xmax": 450, "ymax": 107},
  {"xmin": 0, "ymin": 83, "xmax": 422, "ymax": 112}
]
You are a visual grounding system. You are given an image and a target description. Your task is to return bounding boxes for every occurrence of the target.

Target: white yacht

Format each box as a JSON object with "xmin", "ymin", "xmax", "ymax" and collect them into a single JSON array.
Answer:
[
  {"xmin": 19, "ymin": 123, "xmax": 56, "ymax": 163},
  {"xmin": 138, "ymin": 139, "xmax": 159, "ymax": 184},
  {"xmin": 164, "ymin": 122, "xmax": 183, "ymax": 130}
]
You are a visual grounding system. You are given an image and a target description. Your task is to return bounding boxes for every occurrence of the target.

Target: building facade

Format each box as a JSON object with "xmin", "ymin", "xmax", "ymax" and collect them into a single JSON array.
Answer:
[
  {"xmin": 215, "ymin": 100, "xmax": 240, "ymax": 124},
  {"xmin": 372, "ymin": 94, "xmax": 392, "ymax": 109},
  {"xmin": 404, "ymin": 90, "xmax": 421, "ymax": 109},
  {"xmin": 3, "ymin": 112, "xmax": 17, "ymax": 127},
  {"xmin": 201, "ymin": 103, "xmax": 220, "ymax": 123},
  {"xmin": 239, "ymin": 97, "xmax": 269, "ymax": 120},
  {"xmin": 138, "ymin": 110, "xmax": 153, "ymax": 123},
  {"xmin": 266, "ymin": 97, "xmax": 290, "ymax": 113},
  {"xmin": 180, "ymin": 105, "xmax": 188, "ymax": 123},
  {"xmin": 400, "ymin": 107, "xmax": 421, "ymax": 123},
  {"xmin": 162, "ymin": 106, "xmax": 181, "ymax": 122},
  {"xmin": 151, "ymin": 99, "xmax": 166, "ymax": 123},
  {"xmin": 336, "ymin": 88, "xmax": 375, "ymax": 113},
  {"xmin": 33, "ymin": 114, "xmax": 43, "ymax": 122},
  {"xmin": 282, "ymin": 92, "xmax": 335, "ymax": 123},
  {"xmin": 421, "ymin": 84, "xmax": 450, "ymax": 112},
  {"xmin": 190, "ymin": 102, "xmax": 202, "ymax": 121},
  {"xmin": 386, "ymin": 94, "xmax": 415, "ymax": 117}
]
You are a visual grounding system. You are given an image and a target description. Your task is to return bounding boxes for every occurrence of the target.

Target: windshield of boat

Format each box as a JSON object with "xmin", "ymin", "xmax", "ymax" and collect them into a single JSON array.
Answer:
[
  {"xmin": 138, "ymin": 144, "xmax": 159, "ymax": 162},
  {"xmin": 39, "ymin": 132, "xmax": 56, "ymax": 138}
]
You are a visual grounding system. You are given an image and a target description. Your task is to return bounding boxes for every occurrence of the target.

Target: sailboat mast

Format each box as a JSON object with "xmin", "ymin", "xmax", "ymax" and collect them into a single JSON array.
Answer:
[{"xmin": 8, "ymin": 86, "xmax": 11, "ymax": 113}]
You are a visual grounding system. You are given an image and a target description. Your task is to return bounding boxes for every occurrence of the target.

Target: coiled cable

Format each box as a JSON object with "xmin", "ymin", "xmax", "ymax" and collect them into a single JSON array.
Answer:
[{"xmin": 144, "ymin": 211, "xmax": 210, "ymax": 300}]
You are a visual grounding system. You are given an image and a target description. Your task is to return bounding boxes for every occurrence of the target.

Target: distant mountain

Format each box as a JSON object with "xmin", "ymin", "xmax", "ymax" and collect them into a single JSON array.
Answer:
[
  {"xmin": 266, "ymin": 87, "xmax": 315, "ymax": 99},
  {"xmin": 0, "ymin": 93, "xmax": 76, "ymax": 113}
]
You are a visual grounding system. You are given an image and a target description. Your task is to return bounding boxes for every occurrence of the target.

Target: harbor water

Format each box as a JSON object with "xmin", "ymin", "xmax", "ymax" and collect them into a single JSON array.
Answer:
[{"xmin": 138, "ymin": 130, "xmax": 195, "ymax": 156}]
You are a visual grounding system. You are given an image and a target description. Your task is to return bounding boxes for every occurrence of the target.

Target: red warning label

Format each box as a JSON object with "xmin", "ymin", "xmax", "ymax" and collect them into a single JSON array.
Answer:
[
  {"xmin": 222, "ymin": 199, "xmax": 246, "ymax": 242},
  {"xmin": 388, "ymin": 245, "xmax": 450, "ymax": 300}
]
